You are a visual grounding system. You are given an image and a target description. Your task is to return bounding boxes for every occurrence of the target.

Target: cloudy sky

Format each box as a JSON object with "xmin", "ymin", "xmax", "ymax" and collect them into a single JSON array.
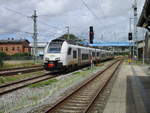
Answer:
[{"xmin": 0, "ymin": 0, "xmax": 146, "ymax": 43}]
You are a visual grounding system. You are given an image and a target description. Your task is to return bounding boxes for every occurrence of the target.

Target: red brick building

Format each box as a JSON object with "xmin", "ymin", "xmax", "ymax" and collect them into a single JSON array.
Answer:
[{"xmin": 0, "ymin": 39, "xmax": 31, "ymax": 55}]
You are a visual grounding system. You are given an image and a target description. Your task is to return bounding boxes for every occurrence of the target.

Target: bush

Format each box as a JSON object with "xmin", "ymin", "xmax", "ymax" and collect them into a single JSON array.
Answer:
[
  {"xmin": 12, "ymin": 52, "xmax": 31, "ymax": 57},
  {"xmin": 0, "ymin": 52, "xmax": 7, "ymax": 58},
  {"xmin": 0, "ymin": 52, "xmax": 7, "ymax": 65},
  {"xmin": 10, "ymin": 52, "xmax": 32, "ymax": 60},
  {"xmin": 0, "ymin": 57, "xmax": 4, "ymax": 67},
  {"xmin": 0, "ymin": 52, "xmax": 32, "ymax": 60}
]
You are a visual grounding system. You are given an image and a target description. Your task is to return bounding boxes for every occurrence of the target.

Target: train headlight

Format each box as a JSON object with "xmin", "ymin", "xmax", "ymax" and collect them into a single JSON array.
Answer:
[
  {"xmin": 45, "ymin": 57, "xmax": 49, "ymax": 61},
  {"xmin": 55, "ymin": 57, "xmax": 60, "ymax": 61}
]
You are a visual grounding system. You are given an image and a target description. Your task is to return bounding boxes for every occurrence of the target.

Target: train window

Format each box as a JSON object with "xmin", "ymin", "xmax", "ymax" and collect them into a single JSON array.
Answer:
[
  {"xmin": 48, "ymin": 41, "xmax": 63, "ymax": 53},
  {"xmin": 82, "ymin": 54, "xmax": 89, "ymax": 60},
  {"xmin": 97, "ymin": 52, "xmax": 99, "ymax": 57},
  {"xmin": 102, "ymin": 54, "xmax": 105, "ymax": 57},
  {"xmin": 73, "ymin": 50, "xmax": 77, "ymax": 59},
  {"xmin": 92, "ymin": 52, "xmax": 95, "ymax": 57},
  {"xmin": 68, "ymin": 48, "xmax": 72, "ymax": 55}
]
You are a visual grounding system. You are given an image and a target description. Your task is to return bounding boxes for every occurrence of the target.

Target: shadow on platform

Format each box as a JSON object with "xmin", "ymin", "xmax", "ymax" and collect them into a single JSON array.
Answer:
[
  {"xmin": 126, "ymin": 75, "xmax": 150, "ymax": 113},
  {"xmin": 126, "ymin": 76, "xmax": 137, "ymax": 113}
]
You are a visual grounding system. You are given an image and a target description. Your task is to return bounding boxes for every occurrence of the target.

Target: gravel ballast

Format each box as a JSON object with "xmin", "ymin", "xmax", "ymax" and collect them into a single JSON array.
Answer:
[{"xmin": 0, "ymin": 60, "xmax": 114, "ymax": 113}]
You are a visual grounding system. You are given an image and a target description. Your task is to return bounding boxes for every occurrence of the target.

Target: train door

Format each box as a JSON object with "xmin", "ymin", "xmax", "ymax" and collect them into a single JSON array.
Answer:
[
  {"xmin": 89, "ymin": 50, "xmax": 92, "ymax": 63},
  {"xmin": 78, "ymin": 48, "xmax": 81, "ymax": 65}
]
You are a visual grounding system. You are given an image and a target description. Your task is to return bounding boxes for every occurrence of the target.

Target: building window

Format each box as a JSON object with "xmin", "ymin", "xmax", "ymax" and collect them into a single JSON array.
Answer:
[
  {"xmin": 73, "ymin": 50, "xmax": 77, "ymax": 59},
  {"xmin": 68, "ymin": 48, "xmax": 72, "ymax": 55},
  {"xmin": 12, "ymin": 47, "xmax": 15, "ymax": 51},
  {"xmin": 0, "ymin": 47, "xmax": 3, "ymax": 51},
  {"xmin": 17, "ymin": 47, "xmax": 20, "ymax": 51},
  {"xmin": 5, "ymin": 47, "xmax": 8, "ymax": 51}
]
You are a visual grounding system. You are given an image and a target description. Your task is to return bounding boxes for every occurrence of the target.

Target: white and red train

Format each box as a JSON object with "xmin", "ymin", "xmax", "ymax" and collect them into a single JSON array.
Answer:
[{"xmin": 44, "ymin": 38, "xmax": 114, "ymax": 71}]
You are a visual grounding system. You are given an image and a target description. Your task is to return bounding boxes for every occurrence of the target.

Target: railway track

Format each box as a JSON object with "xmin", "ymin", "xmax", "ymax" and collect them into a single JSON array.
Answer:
[
  {"xmin": 0, "ymin": 73, "xmax": 57, "ymax": 95},
  {"xmin": 45, "ymin": 60, "xmax": 122, "ymax": 113},
  {"xmin": 0, "ymin": 65, "xmax": 44, "ymax": 76}
]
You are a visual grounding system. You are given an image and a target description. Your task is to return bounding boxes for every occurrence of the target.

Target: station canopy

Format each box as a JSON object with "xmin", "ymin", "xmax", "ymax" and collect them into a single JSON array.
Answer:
[
  {"xmin": 137, "ymin": 0, "xmax": 150, "ymax": 28},
  {"xmin": 88, "ymin": 42, "xmax": 134, "ymax": 47}
]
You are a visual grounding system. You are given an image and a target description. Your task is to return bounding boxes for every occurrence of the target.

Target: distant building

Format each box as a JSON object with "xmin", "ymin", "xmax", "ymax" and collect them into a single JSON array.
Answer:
[
  {"xmin": 0, "ymin": 38, "xmax": 31, "ymax": 55},
  {"xmin": 137, "ymin": 40, "xmax": 145, "ymax": 60},
  {"xmin": 144, "ymin": 32, "xmax": 150, "ymax": 63},
  {"xmin": 30, "ymin": 42, "xmax": 48, "ymax": 58},
  {"xmin": 137, "ymin": 0, "xmax": 150, "ymax": 63},
  {"xmin": 137, "ymin": 0, "xmax": 150, "ymax": 31}
]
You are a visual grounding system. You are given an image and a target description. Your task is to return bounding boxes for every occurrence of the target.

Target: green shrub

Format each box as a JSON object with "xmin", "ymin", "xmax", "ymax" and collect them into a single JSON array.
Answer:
[
  {"xmin": 0, "ymin": 52, "xmax": 7, "ymax": 58},
  {"xmin": 0, "ymin": 52, "xmax": 5, "ymax": 67},
  {"xmin": 0, "ymin": 57, "xmax": 4, "ymax": 67},
  {"xmin": 12, "ymin": 52, "xmax": 31, "ymax": 57}
]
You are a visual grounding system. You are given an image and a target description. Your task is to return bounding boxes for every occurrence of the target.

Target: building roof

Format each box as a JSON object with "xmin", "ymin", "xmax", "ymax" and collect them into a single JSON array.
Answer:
[
  {"xmin": 137, "ymin": 40, "xmax": 144, "ymax": 43},
  {"xmin": 30, "ymin": 42, "xmax": 48, "ymax": 48},
  {"xmin": 0, "ymin": 39, "xmax": 30, "ymax": 44},
  {"xmin": 89, "ymin": 42, "xmax": 135, "ymax": 47},
  {"xmin": 137, "ymin": 0, "xmax": 150, "ymax": 27}
]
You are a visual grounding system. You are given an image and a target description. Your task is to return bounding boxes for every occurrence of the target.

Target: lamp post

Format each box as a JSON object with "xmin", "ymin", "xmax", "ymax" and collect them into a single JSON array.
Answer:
[
  {"xmin": 132, "ymin": 0, "xmax": 138, "ymax": 60},
  {"xmin": 129, "ymin": 17, "xmax": 134, "ymax": 58},
  {"xmin": 66, "ymin": 26, "xmax": 70, "ymax": 40},
  {"xmin": 143, "ymin": 40, "xmax": 145, "ymax": 64}
]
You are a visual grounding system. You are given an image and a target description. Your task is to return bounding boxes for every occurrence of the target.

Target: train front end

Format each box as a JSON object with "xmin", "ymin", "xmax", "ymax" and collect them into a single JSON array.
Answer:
[{"xmin": 44, "ymin": 39, "xmax": 65, "ymax": 71}]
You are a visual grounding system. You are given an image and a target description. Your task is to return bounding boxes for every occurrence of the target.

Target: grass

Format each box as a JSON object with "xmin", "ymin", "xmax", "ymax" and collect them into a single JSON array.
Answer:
[
  {"xmin": 29, "ymin": 79, "xmax": 58, "ymax": 88},
  {"xmin": 0, "ymin": 71, "xmax": 45, "ymax": 85},
  {"xmin": 72, "ymin": 71, "xmax": 81, "ymax": 75},
  {"xmin": 28, "ymin": 65, "xmax": 101, "ymax": 88},
  {"xmin": 0, "ymin": 76, "xmax": 19, "ymax": 84},
  {"xmin": 0, "ymin": 60, "xmax": 43, "ymax": 70},
  {"xmin": 28, "ymin": 96, "xmax": 39, "ymax": 101}
]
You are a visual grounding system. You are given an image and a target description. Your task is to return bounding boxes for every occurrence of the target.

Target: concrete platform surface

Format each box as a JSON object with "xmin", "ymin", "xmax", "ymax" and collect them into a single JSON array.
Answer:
[{"xmin": 103, "ymin": 62, "xmax": 150, "ymax": 113}]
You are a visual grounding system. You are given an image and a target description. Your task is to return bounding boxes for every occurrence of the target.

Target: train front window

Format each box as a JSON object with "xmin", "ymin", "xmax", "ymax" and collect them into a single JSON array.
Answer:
[{"xmin": 47, "ymin": 42, "xmax": 63, "ymax": 53}]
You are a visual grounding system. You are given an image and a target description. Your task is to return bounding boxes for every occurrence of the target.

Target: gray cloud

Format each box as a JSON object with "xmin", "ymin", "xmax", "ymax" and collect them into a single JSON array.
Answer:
[{"xmin": 0, "ymin": 0, "xmax": 146, "ymax": 42}]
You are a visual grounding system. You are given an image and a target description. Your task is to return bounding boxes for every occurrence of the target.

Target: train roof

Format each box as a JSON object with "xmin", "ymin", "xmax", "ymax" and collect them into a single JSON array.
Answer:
[
  {"xmin": 51, "ymin": 38, "xmax": 66, "ymax": 42},
  {"xmin": 50, "ymin": 38, "xmax": 114, "ymax": 52}
]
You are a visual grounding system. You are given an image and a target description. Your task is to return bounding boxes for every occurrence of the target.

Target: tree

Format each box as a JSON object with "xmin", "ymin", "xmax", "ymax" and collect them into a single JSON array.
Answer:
[
  {"xmin": 12, "ymin": 52, "xmax": 31, "ymax": 57},
  {"xmin": 0, "ymin": 52, "xmax": 7, "ymax": 67},
  {"xmin": 59, "ymin": 34, "xmax": 83, "ymax": 44},
  {"xmin": 0, "ymin": 56, "xmax": 4, "ymax": 68},
  {"xmin": 0, "ymin": 52, "xmax": 7, "ymax": 58}
]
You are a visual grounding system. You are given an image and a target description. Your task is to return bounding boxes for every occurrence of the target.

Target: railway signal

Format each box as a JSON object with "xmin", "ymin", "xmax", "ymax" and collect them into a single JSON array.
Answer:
[
  {"xmin": 128, "ymin": 32, "xmax": 132, "ymax": 40},
  {"xmin": 89, "ymin": 26, "xmax": 94, "ymax": 44}
]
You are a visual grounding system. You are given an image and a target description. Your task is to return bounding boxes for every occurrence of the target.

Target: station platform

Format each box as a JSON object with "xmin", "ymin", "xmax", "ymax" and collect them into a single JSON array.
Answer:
[{"xmin": 103, "ymin": 62, "xmax": 150, "ymax": 113}]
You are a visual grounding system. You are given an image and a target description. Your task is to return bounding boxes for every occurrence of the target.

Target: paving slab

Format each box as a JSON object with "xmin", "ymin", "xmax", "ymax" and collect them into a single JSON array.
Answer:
[{"xmin": 103, "ymin": 63, "xmax": 147, "ymax": 113}]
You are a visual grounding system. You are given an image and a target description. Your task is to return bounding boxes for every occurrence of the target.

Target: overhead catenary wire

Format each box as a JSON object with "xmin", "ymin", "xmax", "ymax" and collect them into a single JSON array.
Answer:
[
  {"xmin": 80, "ymin": 0, "xmax": 102, "ymax": 23},
  {"xmin": 79, "ymin": 0, "xmax": 116, "ymax": 35},
  {"xmin": 4, "ymin": 7, "xmax": 62, "ymax": 30},
  {"xmin": 97, "ymin": 0, "xmax": 107, "ymax": 19},
  {"xmin": 38, "ymin": 20, "xmax": 62, "ymax": 30},
  {"xmin": 2, "ymin": 7, "xmax": 72, "ymax": 43},
  {"xmin": 3, "ymin": 7, "xmax": 67, "ymax": 42},
  {"xmin": 3, "ymin": 2, "xmax": 133, "ymax": 42},
  {"xmin": 4, "ymin": 7, "xmax": 30, "ymax": 18}
]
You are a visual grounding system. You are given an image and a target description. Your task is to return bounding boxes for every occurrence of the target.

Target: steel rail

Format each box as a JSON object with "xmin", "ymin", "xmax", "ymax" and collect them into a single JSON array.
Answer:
[
  {"xmin": 0, "ymin": 73, "xmax": 57, "ymax": 95},
  {"xmin": 44, "ymin": 60, "xmax": 122, "ymax": 113},
  {"xmin": 0, "ymin": 66, "xmax": 44, "ymax": 76},
  {"xmin": 0, "ymin": 65, "xmax": 42, "ymax": 71}
]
